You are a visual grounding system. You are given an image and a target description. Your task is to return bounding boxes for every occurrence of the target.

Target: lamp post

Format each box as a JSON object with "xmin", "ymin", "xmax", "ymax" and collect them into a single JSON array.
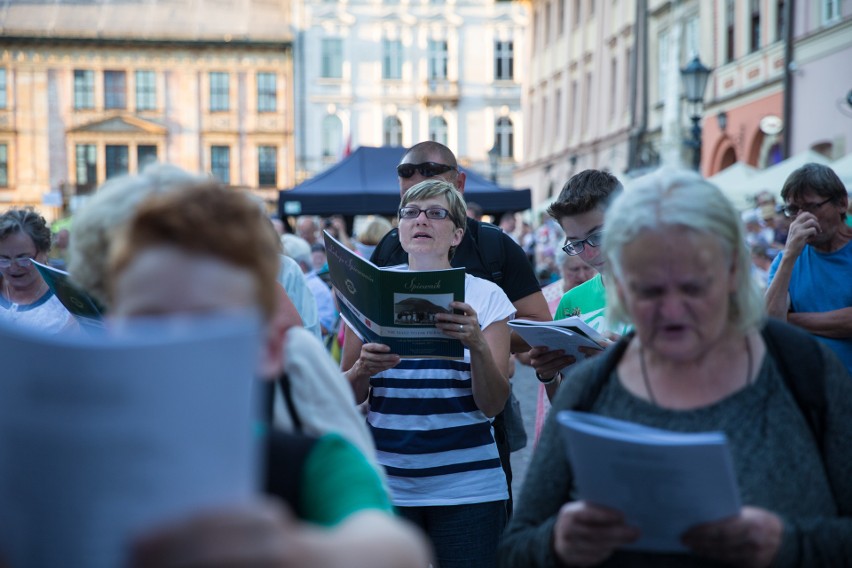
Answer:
[
  {"xmin": 488, "ymin": 144, "xmax": 500, "ymax": 183},
  {"xmin": 680, "ymin": 54, "xmax": 712, "ymax": 171}
]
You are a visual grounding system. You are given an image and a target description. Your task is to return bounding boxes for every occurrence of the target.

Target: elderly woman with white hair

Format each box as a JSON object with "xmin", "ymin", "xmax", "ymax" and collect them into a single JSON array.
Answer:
[{"xmin": 499, "ymin": 169, "xmax": 852, "ymax": 567}]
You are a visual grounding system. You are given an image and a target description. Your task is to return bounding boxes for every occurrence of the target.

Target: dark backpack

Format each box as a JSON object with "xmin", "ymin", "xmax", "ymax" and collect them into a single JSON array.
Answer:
[
  {"xmin": 575, "ymin": 319, "xmax": 827, "ymax": 454},
  {"xmin": 372, "ymin": 220, "xmax": 506, "ymax": 285}
]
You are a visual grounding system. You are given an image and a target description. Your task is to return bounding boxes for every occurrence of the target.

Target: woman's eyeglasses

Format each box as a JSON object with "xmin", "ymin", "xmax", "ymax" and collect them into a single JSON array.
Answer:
[
  {"xmin": 0, "ymin": 257, "xmax": 34, "ymax": 269},
  {"xmin": 398, "ymin": 206, "xmax": 452, "ymax": 221},
  {"xmin": 396, "ymin": 162, "xmax": 457, "ymax": 179},
  {"xmin": 562, "ymin": 231, "xmax": 604, "ymax": 256}
]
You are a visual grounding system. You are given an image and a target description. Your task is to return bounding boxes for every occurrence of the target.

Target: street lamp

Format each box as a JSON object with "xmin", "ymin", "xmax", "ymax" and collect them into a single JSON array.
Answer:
[
  {"xmin": 488, "ymin": 144, "xmax": 500, "ymax": 183},
  {"xmin": 680, "ymin": 54, "xmax": 712, "ymax": 171}
]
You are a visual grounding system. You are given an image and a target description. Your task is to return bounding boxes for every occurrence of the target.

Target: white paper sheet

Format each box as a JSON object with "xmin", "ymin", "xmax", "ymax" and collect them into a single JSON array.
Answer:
[
  {"xmin": 557, "ymin": 411, "xmax": 742, "ymax": 552},
  {"xmin": 0, "ymin": 315, "xmax": 264, "ymax": 568}
]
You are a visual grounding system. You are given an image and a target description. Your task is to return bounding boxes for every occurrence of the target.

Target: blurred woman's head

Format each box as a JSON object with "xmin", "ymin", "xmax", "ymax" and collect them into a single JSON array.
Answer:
[
  {"xmin": 603, "ymin": 168, "xmax": 764, "ymax": 336},
  {"xmin": 107, "ymin": 183, "xmax": 281, "ymax": 321},
  {"xmin": 69, "ymin": 163, "xmax": 207, "ymax": 307}
]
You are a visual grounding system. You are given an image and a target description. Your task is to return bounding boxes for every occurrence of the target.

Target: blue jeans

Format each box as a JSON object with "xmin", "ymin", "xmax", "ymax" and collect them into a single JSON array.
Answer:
[{"xmin": 397, "ymin": 501, "xmax": 507, "ymax": 568}]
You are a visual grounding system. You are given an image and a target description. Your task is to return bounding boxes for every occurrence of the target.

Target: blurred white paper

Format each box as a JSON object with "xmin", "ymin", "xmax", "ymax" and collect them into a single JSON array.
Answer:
[
  {"xmin": 0, "ymin": 315, "xmax": 264, "ymax": 568},
  {"xmin": 557, "ymin": 411, "xmax": 741, "ymax": 552}
]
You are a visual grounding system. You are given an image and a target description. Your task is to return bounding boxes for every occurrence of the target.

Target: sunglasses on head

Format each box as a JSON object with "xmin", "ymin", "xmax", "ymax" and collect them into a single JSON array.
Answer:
[{"xmin": 396, "ymin": 162, "xmax": 457, "ymax": 179}]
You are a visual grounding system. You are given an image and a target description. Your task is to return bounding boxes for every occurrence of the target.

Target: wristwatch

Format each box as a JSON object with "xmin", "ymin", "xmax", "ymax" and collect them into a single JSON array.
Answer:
[{"xmin": 535, "ymin": 370, "xmax": 562, "ymax": 385}]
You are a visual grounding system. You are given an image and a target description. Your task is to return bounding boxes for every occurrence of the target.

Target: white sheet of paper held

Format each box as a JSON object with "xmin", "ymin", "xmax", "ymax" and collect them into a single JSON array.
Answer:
[
  {"xmin": 557, "ymin": 411, "xmax": 742, "ymax": 552},
  {"xmin": 0, "ymin": 315, "xmax": 263, "ymax": 568}
]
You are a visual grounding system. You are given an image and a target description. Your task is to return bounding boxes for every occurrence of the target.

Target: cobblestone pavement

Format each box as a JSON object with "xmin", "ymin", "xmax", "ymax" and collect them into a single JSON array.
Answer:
[{"xmin": 508, "ymin": 361, "xmax": 541, "ymax": 505}]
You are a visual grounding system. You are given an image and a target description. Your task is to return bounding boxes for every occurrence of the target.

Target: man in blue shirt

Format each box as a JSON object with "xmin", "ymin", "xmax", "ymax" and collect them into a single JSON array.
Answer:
[{"xmin": 766, "ymin": 162, "xmax": 852, "ymax": 375}]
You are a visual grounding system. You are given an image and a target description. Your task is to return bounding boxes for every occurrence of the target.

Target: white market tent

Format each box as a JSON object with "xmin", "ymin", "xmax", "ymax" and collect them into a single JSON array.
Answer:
[
  {"xmin": 744, "ymin": 150, "xmax": 833, "ymax": 202},
  {"xmin": 830, "ymin": 153, "xmax": 852, "ymax": 192},
  {"xmin": 707, "ymin": 162, "xmax": 759, "ymax": 210}
]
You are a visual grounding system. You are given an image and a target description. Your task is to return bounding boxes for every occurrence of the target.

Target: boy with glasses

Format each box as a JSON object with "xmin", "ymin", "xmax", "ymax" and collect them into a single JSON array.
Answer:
[
  {"xmin": 527, "ymin": 169, "xmax": 626, "ymax": 392},
  {"xmin": 766, "ymin": 162, "xmax": 852, "ymax": 374}
]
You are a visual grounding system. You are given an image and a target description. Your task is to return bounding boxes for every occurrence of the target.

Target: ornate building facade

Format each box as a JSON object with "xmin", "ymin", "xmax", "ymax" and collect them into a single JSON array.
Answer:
[
  {"xmin": 0, "ymin": 0, "xmax": 294, "ymax": 219},
  {"xmin": 292, "ymin": 0, "xmax": 527, "ymax": 186}
]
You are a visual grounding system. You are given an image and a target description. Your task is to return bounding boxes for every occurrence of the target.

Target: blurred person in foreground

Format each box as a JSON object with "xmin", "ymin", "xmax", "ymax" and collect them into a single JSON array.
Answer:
[
  {"xmin": 69, "ymin": 163, "xmax": 379, "ymax": 468},
  {"xmin": 343, "ymin": 179, "xmax": 514, "ymax": 568},
  {"xmin": 500, "ymin": 168, "xmax": 852, "ymax": 567},
  {"xmin": 765, "ymin": 162, "xmax": 852, "ymax": 375},
  {"xmin": 104, "ymin": 183, "xmax": 430, "ymax": 568},
  {"xmin": 0, "ymin": 209, "xmax": 75, "ymax": 333}
]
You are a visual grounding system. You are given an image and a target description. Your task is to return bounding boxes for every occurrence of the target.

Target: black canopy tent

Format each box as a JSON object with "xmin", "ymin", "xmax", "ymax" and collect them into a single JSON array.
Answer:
[{"xmin": 278, "ymin": 146, "xmax": 532, "ymax": 218}]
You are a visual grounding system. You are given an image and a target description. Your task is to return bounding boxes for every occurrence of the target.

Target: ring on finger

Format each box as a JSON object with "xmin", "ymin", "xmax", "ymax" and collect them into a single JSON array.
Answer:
[{"xmin": 458, "ymin": 324, "xmax": 464, "ymax": 332}]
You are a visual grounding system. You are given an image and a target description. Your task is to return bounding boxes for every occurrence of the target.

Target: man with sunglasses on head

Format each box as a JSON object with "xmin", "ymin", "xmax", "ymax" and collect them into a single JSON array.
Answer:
[
  {"xmin": 766, "ymin": 162, "xmax": 852, "ymax": 375},
  {"xmin": 526, "ymin": 169, "xmax": 627, "ymax": 396},
  {"xmin": 365, "ymin": 141, "xmax": 552, "ymax": 516}
]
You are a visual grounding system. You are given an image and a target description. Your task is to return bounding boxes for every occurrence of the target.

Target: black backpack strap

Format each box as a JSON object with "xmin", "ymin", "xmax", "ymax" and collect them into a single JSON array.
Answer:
[
  {"xmin": 574, "ymin": 331, "xmax": 634, "ymax": 411},
  {"xmin": 280, "ymin": 372, "xmax": 304, "ymax": 433},
  {"xmin": 760, "ymin": 319, "xmax": 827, "ymax": 456},
  {"xmin": 263, "ymin": 430, "xmax": 318, "ymax": 518},
  {"xmin": 473, "ymin": 222, "xmax": 505, "ymax": 285},
  {"xmin": 371, "ymin": 227, "xmax": 404, "ymax": 267}
]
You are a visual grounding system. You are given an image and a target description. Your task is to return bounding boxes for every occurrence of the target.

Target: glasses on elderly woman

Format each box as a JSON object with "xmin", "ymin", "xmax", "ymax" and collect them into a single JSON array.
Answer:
[
  {"xmin": 562, "ymin": 231, "xmax": 604, "ymax": 256},
  {"xmin": 396, "ymin": 162, "xmax": 458, "ymax": 179},
  {"xmin": 0, "ymin": 257, "xmax": 34, "ymax": 269}
]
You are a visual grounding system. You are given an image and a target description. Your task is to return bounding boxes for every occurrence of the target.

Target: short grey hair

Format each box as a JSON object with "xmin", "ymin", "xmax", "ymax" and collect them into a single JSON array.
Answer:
[
  {"xmin": 603, "ymin": 168, "xmax": 765, "ymax": 333},
  {"xmin": 280, "ymin": 233, "xmax": 312, "ymax": 270},
  {"xmin": 69, "ymin": 163, "xmax": 209, "ymax": 307},
  {"xmin": 400, "ymin": 179, "xmax": 467, "ymax": 262}
]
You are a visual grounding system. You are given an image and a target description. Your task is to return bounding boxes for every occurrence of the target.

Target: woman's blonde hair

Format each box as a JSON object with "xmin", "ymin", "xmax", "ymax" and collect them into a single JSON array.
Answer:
[{"xmin": 603, "ymin": 168, "xmax": 765, "ymax": 333}]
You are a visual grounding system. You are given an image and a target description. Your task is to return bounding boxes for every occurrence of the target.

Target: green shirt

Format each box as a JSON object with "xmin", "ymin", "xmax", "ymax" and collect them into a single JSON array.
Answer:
[
  {"xmin": 555, "ymin": 273, "xmax": 630, "ymax": 336},
  {"xmin": 302, "ymin": 434, "xmax": 393, "ymax": 526}
]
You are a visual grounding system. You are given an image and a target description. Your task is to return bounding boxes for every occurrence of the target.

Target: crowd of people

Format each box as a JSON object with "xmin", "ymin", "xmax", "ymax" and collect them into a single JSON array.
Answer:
[{"xmin": 0, "ymin": 141, "xmax": 850, "ymax": 567}]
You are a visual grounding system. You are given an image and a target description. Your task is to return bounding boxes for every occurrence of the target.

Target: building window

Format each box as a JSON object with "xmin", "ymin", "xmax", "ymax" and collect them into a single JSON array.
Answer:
[
  {"xmin": 0, "ymin": 144, "xmax": 7, "ymax": 187},
  {"xmin": 383, "ymin": 116, "xmax": 403, "ymax": 146},
  {"xmin": 321, "ymin": 115, "xmax": 343, "ymax": 158},
  {"xmin": 135, "ymin": 70, "xmax": 156, "ymax": 111},
  {"xmin": 104, "ymin": 70, "xmax": 126, "ymax": 110},
  {"xmin": 495, "ymin": 117, "xmax": 514, "ymax": 158},
  {"xmin": 258, "ymin": 145, "xmax": 277, "ymax": 187},
  {"xmin": 544, "ymin": 1, "xmax": 551, "ymax": 45},
  {"xmin": 257, "ymin": 72, "xmax": 277, "ymax": 112},
  {"xmin": 570, "ymin": 79, "xmax": 579, "ymax": 138},
  {"xmin": 73, "ymin": 70, "xmax": 95, "ymax": 110},
  {"xmin": 429, "ymin": 116, "xmax": 448, "ymax": 146},
  {"xmin": 209, "ymin": 72, "xmax": 230, "ymax": 112},
  {"xmin": 822, "ymin": 0, "xmax": 840, "ymax": 23},
  {"xmin": 321, "ymin": 38, "xmax": 344, "ymax": 79},
  {"xmin": 211, "ymin": 146, "xmax": 230, "ymax": 184},
  {"xmin": 685, "ymin": 16, "xmax": 699, "ymax": 58},
  {"xmin": 609, "ymin": 56, "xmax": 618, "ymax": 118},
  {"xmin": 382, "ymin": 39, "xmax": 403, "ymax": 80},
  {"xmin": 554, "ymin": 88, "xmax": 562, "ymax": 141},
  {"xmin": 105, "ymin": 145, "xmax": 129, "ymax": 179},
  {"xmin": 428, "ymin": 40, "xmax": 448, "ymax": 80},
  {"xmin": 776, "ymin": 0, "xmax": 786, "ymax": 41},
  {"xmin": 750, "ymin": 0, "xmax": 761, "ymax": 52},
  {"xmin": 495, "ymin": 41, "xmax": 514, "ymax": 81},
  {"xmin": 725, "ymin": 0, "xmax": 736, "ymax": 63},
  {"xmin": 657, "ymin": 30, "xmax": 669, "ymax": 102},
  {"xmin": 137, "ymin": 145, "xmax": 157, "ymax": 169},
  {"xmin": 0, "ymin": 69, "xmax": 6, "ymax": 110},
  {"xmin": 75, "ymin": 144, "xmax": 97, "ymax": 192},
  {"xmin": 573, "ymin": 0, "xmax": 581, "ymax": 28}
]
